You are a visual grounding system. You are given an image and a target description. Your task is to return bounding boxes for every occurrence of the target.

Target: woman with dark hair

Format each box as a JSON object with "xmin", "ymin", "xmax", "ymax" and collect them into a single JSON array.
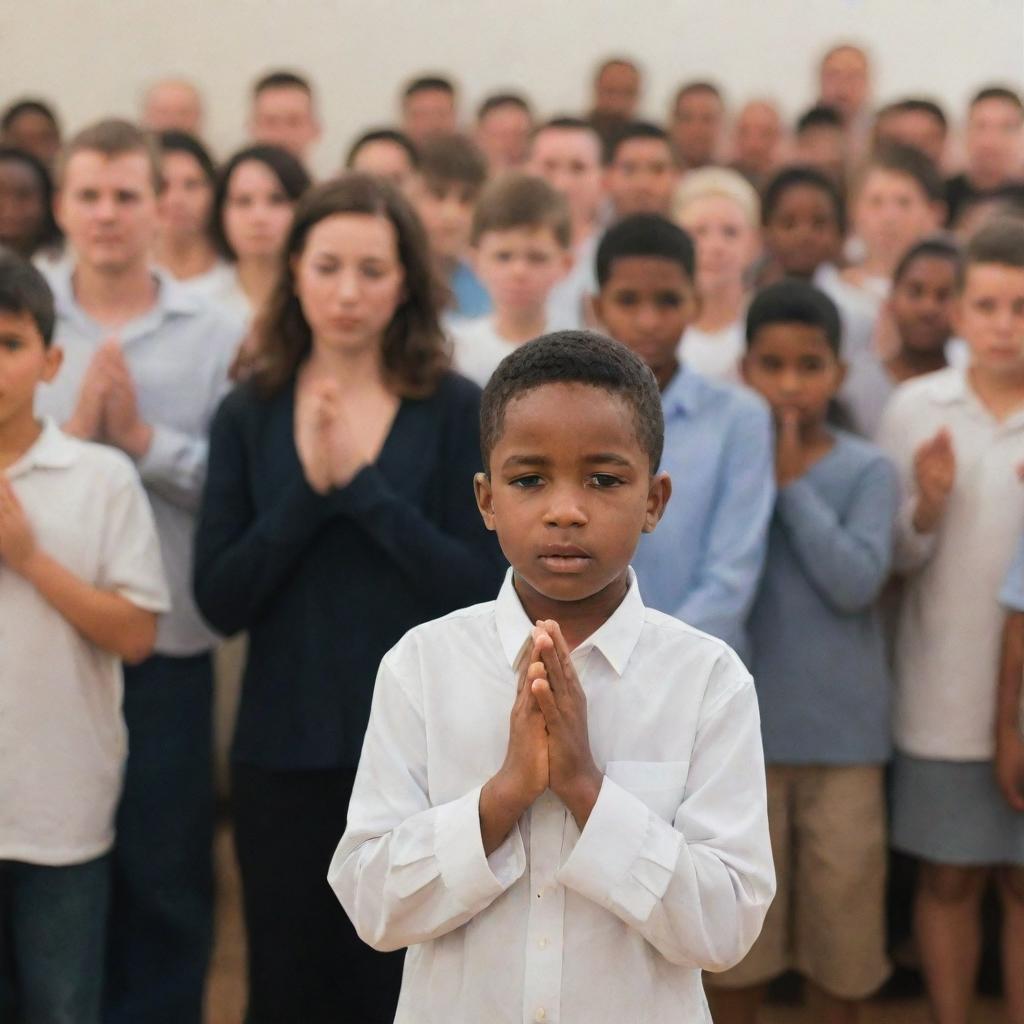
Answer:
[
  {"xmin": 210, "ymin": 143, "xmax": 311, "ymax": 322},
  {"xmin": 154, "ymin": 130, "xmax": 226, "ymax": 294},
  {"xmin": 0, "ymin": 99, "xmax": 61, "ymax": 169},
  {"xmin": 0, "ymin": 146, "xmax": 62, "ymax": 263},
  {"xmin": 193, "ymin": 173, "xmax": 506, "ymax": 1023}
]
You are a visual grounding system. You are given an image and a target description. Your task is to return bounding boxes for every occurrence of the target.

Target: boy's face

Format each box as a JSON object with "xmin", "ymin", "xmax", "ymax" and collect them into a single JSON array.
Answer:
[
  {"xmin": 249, "ymin": 86, "xmax": 320, "ymax": 160},
  {"xmin": 475, "ymin": 382, "xmax": 670, "ymax": 606},
  {"xmin": 889, "ymin": 255, "xmax": 956, "ymax": 355},
  {"xmin": 0, "ymin": 309, "xmax": 61, "ymax": 432},
  {"xmin": 967, "ymin": 98, "xmax": 1024, "ymax": 183},
  {"xmin": 605, "ymin": 138, "xmax": 679, "ymax": 217},
  {"xmin": 955, "ymin": 263, "xmax": 1024, "ymax": 376},
  {"xmin": 853, "ymin": 169, "xmax": 942, "ymax": 267},
  {"xmin": 678, "ymin": 193, "xmax": 760, "ymax": 296},
  {"xmin": 412, "ymin": 177, "xmax": 477, "ymax": 262},
  {"xmin": 473, "ymin": 226, "xmax": 571, "ymax": 316},
  {"xmin": 764, "ymin": 184, "xmax": 842, "ymax": 278},
  {"xmin": 594, "ymin": 256, "xmax": 698, "ymax": 388},
  {"xmin": 58, "ymin": 150, "xmax": 159, "ymax": 275},
  {"xmin": 742, "ymin": 322, "xmax": 843, "ymax": 430},
  {"xmin": 528, "ymin": 129, "xmax": 604, "ymax": 230}
]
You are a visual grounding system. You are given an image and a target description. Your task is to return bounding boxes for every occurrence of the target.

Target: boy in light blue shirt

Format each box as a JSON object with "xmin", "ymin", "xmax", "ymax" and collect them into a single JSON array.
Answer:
[
  {"xmin": 709, "ymin": 280, "xmax": 898, "ymax": 1023},
  {"xmin": 592, "ymin": 214, "xmax": 773, "ymax": 655}
]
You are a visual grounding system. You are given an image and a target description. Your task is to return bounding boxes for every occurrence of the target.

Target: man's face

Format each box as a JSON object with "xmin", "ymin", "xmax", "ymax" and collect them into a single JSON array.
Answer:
[
  {"xmin": 670, "ymin": 90, "xmax": 724, "ymax": 169},
  {"xmin": 249, "ymin": 86, "xmax": 320, "ymax": 160},
  {"xmin": 594, "ymin": 63, "xmax": 641, "ymax": 120},
  {"xmin": 966, "ymin": 98, "xmax": 1024, "ymax": 186},
  {"xmin": 528, "ymin": 129, "xmax": 604, "ymax": 232},
  {"xmin": 605, "ymin": 138, "xmax": 679, "ymax": 217},
  {"xmin": 58, "ymin": 150, "xmax": 159, "ymax": 274},
  {"xmin": 476, "ymin": 104, "xmax": 533, "ymax": 173},
  {"xmin": 733, "ymin": 102, "xmax": 783, "ymax": 176},
  {"xmin": 142, "ymin": 81, "xmax": 203, "ymax": 135},
  {"xmin": 402, "ymin": 89, "xmax": 457, "ymax": 147},
  {"xmin": 819, "ymin": 47, "xmax": 870, "ymax": 123},
  {"xmin": 875, "ymin": 108, "xmax": 947, "ymax": 166}
]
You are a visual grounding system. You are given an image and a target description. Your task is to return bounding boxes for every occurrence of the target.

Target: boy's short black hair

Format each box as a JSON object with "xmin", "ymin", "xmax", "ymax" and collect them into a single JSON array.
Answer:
[
  {"xmin": 604, "ymin": 121, "xmax": 676, "ymax": 166},
  {"xmin": 253, "ymin": 70, "xmax": 312, "ymax": 98},
  {"xmin": 893, "ymin": 234, "xmax": 961, "ymax": 285},
  {"xmin": 345, "ymin": 128, "xmax": 419, "ymax": 170},
  {"xmin": 746, "ymin": 280, "xmax": 842, "ymax": 354},
  {"xmin": 403, "ymin": 76, "xmax": 456, "ymax": 101},
  {"xmin": 481, "ymin": 330, "xmax": 665, "ymax": 471},
  {"xmin": 958, "ymin": 217, "xmax": 1024, "ymax": 290},
  {"xmin": 1, "ymin": 98, "xmax": 59, "ymax": 134},
  {"xmin": 970, "ymin": 86, "xmax": 1024, "ymax": 114},
  {"xmin": 595, "ymin": 213, "xmax": 696, "ymax": 288},
  {"xmin": 477, "ymin": 93, "xmax": 531, "ymax": 122},
  {"xmin": 795, "ymin": 104, "xmax": 844, "ymax": 135},
  {"xmin": 761, "ymin": 165, "xmax": 846, "ymax": 235},
  {"xmin": 0, "ymin": 249, "xmax": 56, "ymax": 345},
  {"xmin": 857, "ymin": 141, "xmax": 944, "ymax": 203}
]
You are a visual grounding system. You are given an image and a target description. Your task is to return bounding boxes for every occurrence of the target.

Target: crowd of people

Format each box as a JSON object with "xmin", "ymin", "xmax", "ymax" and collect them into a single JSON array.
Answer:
[{"xmin": 1, "ymin": 40, "xmax": 1024, "ymax": 1024}]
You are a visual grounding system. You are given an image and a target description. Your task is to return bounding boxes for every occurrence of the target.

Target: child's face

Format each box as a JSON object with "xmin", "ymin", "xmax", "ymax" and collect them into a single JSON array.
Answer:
[
  {"xmin": 528, "ymin": 129, "xmax": 604, "ymax": 230},
  {"xmin": 889, "ymin": 256, "xmax": 956, "ymax": 355},
  {"xmin": 594, "ymin": 257, "xmax": 699, "ymax": 388},
  {"xmin": 475, "ymin": 382, "xmax": 670, "ymax": 606},
  {"xmin": 764, "ymin": 184, "xmax": 842, "ymax": 278},
  {"xmin": 955, "ymin": 263, "xmax": 1024, "ymax": 376},
  {"xmin": 853, "ymin": 169, "xmax": 941, "ymax": 267},
  {"xmin": 678, "ymin": 194, "xmax": 759, "ymax": 296},
  {"xmin": 473, "ymin": 226, "xmax": 571, "ymax": 317},
  {"xmin": 0, "ymin": 310, "xmax": 61, "ymax": 432},
  {"xmin": 605, "ymin": 139, "xmax": 679, "ymax": 217},
  {"xmin": 413, "ymin": 178, "xmax": 477, "ymax": 262},
  {"xmin": 742, "ymin": 322, "xmax": 843, "ymax": 430}
]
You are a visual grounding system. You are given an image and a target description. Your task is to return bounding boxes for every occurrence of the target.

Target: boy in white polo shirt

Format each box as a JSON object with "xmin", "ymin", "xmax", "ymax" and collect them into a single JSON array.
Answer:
[
  {"xmin": 330, "ymin": 331, "xmax": 774, "ymax": 1023},
  {"xmin": 877, "ymin": 218, "xmax": 1024, "ymax": 1024},
  {"xmin": 0, "ymin": 252, "xmax": 168, "ymax": 1024}
]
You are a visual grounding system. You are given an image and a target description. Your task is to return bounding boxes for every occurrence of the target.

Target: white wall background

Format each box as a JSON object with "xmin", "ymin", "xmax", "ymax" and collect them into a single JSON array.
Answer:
[{"xmin": 1, "ymin": 0, "xmax": 1022, "ymax": 177}]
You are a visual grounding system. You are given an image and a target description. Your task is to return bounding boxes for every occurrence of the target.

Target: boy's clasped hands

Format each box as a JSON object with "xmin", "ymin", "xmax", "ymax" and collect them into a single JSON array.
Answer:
[{"xmin": 482, "ymin": 619, "xmax": 603, "ymax": 853}]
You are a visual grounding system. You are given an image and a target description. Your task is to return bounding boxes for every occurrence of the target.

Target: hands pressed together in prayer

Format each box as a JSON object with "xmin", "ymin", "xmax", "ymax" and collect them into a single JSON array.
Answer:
[
  {"xmin": 294, "ymin": 377, "xmax": 370, "ymax": 495},
  {"xmin": 480, "ymin": 619, "xmax": 603, "ymax": 854},
  {"xmin": 63, "ymin": 339, "xmax": 153, "ymax": 457}
]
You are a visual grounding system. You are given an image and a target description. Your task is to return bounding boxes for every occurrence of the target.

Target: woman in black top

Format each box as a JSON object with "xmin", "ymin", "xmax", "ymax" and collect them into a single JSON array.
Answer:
[{"xmin": 193, "ymin": 173, "xmax": 506, "ymax": 1024}]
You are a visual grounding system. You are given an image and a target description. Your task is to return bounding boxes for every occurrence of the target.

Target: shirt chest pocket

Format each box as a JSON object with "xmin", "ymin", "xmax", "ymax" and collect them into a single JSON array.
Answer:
[{"xmin": 603, "ymin": 760, "xmax": 690, "ymax": 823}]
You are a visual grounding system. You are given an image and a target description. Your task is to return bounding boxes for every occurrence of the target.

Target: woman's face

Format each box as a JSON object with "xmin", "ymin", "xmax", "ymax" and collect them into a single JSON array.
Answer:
[
  {"xmin": 223, "ymin": 159, "xmax": 294, "ymax": 261},
  {"xmin": 292, "ymin": 212, "xmax": 406, "ymax": 355},
  {"xmin": 678, "ymin": 193, "xmax": 759, "ymax": 296},
  {"xmin": 0, "ymin": 158, "xmax": 47, "ymax": 256},
  {"xmin": 158, "ymin": 150, "xmax": 214, "ymax": 243}
]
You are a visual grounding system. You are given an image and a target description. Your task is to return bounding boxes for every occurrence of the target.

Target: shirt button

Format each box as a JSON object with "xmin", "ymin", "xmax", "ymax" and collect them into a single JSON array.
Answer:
[{"xmin": 535, "ymin": 1010, "xmax": 546, "ymax": 1022}]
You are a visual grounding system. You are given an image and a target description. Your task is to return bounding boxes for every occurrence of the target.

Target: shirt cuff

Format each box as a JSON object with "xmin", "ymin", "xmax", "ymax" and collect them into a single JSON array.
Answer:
[
  {"xmin": 557, "ymin": 776, "xmax": 682, "ymax": 915},
  {"xmin": 434, "ymin": 785, "xmax": 526, "ymax": 912}
]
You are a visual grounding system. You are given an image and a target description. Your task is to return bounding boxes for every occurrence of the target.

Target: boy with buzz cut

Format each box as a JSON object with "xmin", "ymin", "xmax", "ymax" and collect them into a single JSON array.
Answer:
[
  {"xmin": 451, "ymin": 172, "xmax": 574, "ymax": 387},
  {"xmin": 0, "ymin": 252, "xmax": 169, "ymax": 1024},
  {"xmin": 330, "ymin": 331, "xmax": 775, "ymax": 1022},
  {"xmin": 709, "ymin": 280, "xmax": 898, "ymax": 1024},
  {"xmin": 593, "ymin": 213, "xmax": 774, "ymax": 655}
]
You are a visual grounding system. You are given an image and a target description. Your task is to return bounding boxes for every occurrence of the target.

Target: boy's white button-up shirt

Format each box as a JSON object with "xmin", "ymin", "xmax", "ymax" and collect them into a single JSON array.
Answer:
[
  {"xmin": 1, "ymin": 422, "xmax": 170, "ymax": 864},
  {"xmin": 330, "ymin": 569, "xmax": 774, "ymax": 1024},
  {"xmin": 877, "ymin": 366, "xmax": 1024, "ymax": 760}
]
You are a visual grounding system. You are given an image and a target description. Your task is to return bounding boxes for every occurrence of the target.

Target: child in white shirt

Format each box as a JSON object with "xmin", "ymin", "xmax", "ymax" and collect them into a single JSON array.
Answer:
[{"xmin": 331, "ymin": 330, "xmax": 774, "ymax": 1023}]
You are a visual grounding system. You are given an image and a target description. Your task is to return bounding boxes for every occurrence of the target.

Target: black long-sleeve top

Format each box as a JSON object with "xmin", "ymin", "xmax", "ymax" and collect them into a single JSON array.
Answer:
[{"xmin": 193, "ymin": 371, "xmax": 507, "ymax": 770}]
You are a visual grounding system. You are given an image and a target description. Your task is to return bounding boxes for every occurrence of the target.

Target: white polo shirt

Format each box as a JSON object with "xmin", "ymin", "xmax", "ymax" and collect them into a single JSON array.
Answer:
[
  {"xmin": 330, "ymin": 569, "xmax": 774, "ymax": 1024},
  {"xmin": 877, "ymin": 367, "xmax": 1024, "ymax": 760},
  {"xmin": 0, "ymin": 421, "xmax": 169, "ymax": 865}
]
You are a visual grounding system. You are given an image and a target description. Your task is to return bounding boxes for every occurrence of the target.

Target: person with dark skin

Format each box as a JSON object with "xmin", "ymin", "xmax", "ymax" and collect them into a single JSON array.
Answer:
[
  {"xmin": 1, "ymin": 99, "xmax": 61, "ymax": 170},
  {"xmin": 0, "ymin": 146, "xmax": 62, "ymax": 260}
]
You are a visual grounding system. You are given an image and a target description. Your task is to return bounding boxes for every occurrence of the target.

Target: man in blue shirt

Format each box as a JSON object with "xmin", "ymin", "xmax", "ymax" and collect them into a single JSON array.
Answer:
[
  {"xmin": 36, "ymin": 118, "xmax": 243, "ymax": 1024},
  {"xmin": 593, "ymin": 214, "xmax": 773, "ymax": 657}
]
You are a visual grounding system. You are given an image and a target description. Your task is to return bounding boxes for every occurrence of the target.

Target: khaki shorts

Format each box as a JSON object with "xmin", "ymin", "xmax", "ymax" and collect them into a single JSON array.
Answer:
[{"xmin": 708, "ymin": 764, "xmax": 890, "ymax": 999}]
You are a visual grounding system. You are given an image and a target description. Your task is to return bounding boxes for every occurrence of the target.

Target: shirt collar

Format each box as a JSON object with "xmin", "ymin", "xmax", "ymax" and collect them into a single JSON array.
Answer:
[
  {"xmin": 5, "ymin": 418, "xmax": 78, "ymax": 477},
  {"xmin": 494, "ymin": 567, "xmax": 646, "ymax": 678}
]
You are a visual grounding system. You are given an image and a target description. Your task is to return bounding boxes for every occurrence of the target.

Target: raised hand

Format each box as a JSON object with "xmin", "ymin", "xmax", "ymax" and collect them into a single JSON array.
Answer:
[
  {"xmin": 775, "ymin": 408, "xmax": 806, "ymax": 487},
  {"xmin": 530, "ymin": 620, "xmax": 603, "ymax": 828},
  {"xmin": 0, "ymin": 477, "xmax": 39, "ymax": 576},
  {"xmin": 912, "ymin": 428, "xmax": 955, "ymax": 533}
]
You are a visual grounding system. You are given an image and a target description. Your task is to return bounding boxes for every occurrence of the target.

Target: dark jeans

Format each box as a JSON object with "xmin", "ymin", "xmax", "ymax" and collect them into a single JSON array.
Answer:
[
  {"xmin": 232, "ymin": 762, "xmax": 405, "ymax": 1024},
  {"xmin": 103, "ymin": 652, "xmax": 215, "ymax": 1024},
  {"xmin": 0, "ymin": 855, "xmax": 110, "ymax": 1024}
]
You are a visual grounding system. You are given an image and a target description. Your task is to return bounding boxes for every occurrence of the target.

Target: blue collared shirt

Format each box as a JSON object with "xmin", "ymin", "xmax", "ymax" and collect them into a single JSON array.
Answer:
[
  {"xmin": 36, "ymin": 264, "xmax": 245, "ymax": 656},
  {"xmin": 630, "ymin": 368, "xmax": 774, "ymax": 659}
]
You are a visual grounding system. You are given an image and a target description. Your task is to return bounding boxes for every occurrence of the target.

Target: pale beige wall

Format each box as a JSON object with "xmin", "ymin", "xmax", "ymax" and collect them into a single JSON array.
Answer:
[{"xmin": 1, "ymin": 0, "xmax": 1022, "ymax": 177}]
